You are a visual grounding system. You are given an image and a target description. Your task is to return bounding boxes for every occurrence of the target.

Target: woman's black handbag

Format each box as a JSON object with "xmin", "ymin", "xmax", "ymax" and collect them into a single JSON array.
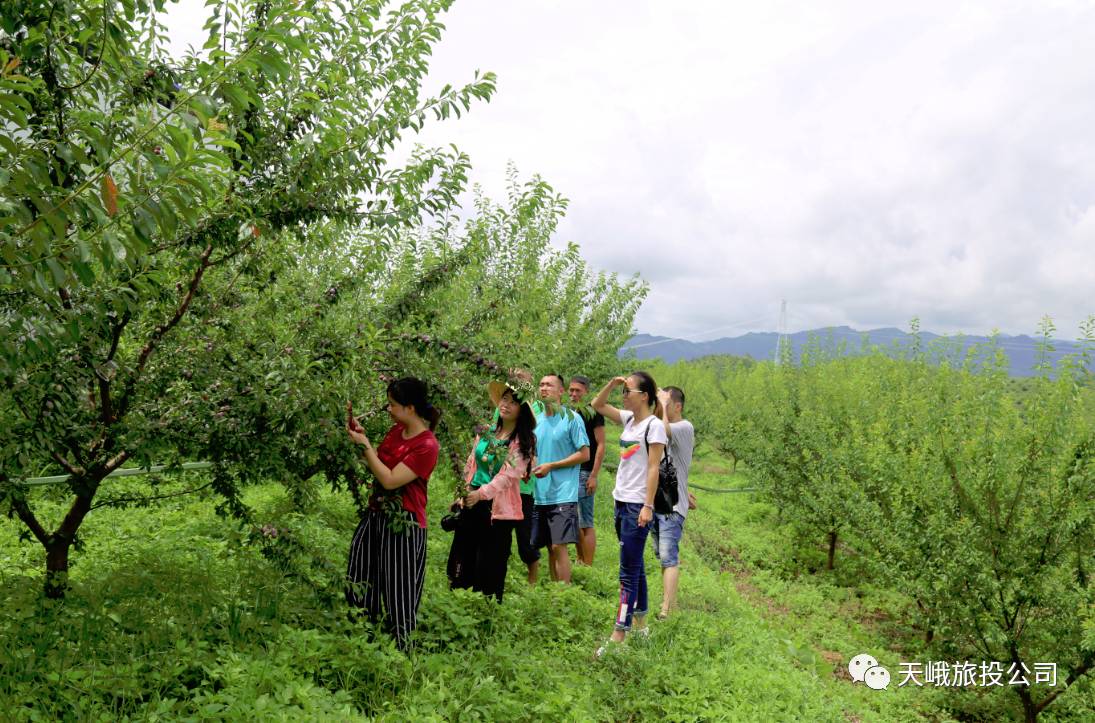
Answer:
[
  {"xmin": 445, "ymin": 503, "xmax": 471, "ymax": 587},
  {"xmin": 440, "ymin": 502, "xmax": 462, "ymax": 532},
  {"xmin": 643, "ymin": 423, "xmax": 679, "ymax": 514}
]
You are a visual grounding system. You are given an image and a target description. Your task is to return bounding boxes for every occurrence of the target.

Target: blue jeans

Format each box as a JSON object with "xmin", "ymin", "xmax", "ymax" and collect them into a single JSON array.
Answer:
[
  {"xmin": 577, "ymin": 469, "xmax": 595, "ymax": 528},
  {"xmin": 614, "ymin": 501, "xmax": 650, "ymax": 631},
  {"xmin": 651, "ymin": 511, "xmax": 685, "ymax": 568}
]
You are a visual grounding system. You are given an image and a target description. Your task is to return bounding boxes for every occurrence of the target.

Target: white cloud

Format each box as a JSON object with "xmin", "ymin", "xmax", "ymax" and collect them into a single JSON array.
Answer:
[{"xmin": 164, "ymin": 0, "xmax": 1095, "ymax": 338}]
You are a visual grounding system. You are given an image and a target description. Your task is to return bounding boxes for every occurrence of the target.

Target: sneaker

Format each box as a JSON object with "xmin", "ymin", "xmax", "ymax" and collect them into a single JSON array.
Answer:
[
  {"xmin": 594, "ymin": 639, "xmax": 618, "ymax": 659},
  {"xmin": 655, "ymin": 612, "xmax": 669, "ymax": 622},
  {"xmin": 632, "ymin": 625, "xmax": 651, "ymax": 638}
]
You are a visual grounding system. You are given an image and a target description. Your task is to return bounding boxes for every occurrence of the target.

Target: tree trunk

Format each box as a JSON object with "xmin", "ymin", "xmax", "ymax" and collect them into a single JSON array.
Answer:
[
  {"xmin": 826, "ymin": 530, "xmax": 837, "ymax": 571},
  {"xmin": 40, "ymin": 483, "xmax": 99, "ymax": 600},
  {"xmin": 44, "ymin": 538, "xmax": 71, "ymax": 599},
  {"xmin": 1016, "ymin": 685, "xmax": 1038, "ymax": 723},
  {"xmin": 915, "ymin": 598, "xmax": 934, "ymax": 643}
]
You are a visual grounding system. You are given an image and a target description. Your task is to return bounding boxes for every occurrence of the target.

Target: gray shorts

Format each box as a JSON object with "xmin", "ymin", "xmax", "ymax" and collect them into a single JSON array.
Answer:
[{"xmin": 531, "ymin": 503, "xmax": 578, "ymax": 547}]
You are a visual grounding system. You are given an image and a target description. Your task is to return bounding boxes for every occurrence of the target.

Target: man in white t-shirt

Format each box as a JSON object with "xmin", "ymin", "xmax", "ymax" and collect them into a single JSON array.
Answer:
[{"xmin": 652, "ymin": 386, "xmax": 695, "ymax": 620}]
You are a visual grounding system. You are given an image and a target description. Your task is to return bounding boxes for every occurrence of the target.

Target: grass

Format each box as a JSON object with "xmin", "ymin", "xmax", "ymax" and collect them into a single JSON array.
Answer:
[{"xmin": 0, "ymin": 436, "xmax": 1089, "ymax": 720}]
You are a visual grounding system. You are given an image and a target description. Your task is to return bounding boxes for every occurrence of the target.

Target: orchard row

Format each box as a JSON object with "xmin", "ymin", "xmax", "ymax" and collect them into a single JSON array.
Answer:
[{"xmin": 647, "ymin": 330, "xmax": 1095, "ymax": 722}]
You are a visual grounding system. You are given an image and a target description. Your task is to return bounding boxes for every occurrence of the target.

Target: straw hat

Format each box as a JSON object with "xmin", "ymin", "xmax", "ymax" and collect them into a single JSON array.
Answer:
[{"xmin": 488, "ymin": 381, "xmax": 513, "ymax": 407}]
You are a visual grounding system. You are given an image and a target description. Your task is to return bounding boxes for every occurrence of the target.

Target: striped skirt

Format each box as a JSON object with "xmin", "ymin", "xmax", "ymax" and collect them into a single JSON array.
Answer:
[{"xmin": 346, "ymin": 509, "xmax": 426, "ymax": 648}]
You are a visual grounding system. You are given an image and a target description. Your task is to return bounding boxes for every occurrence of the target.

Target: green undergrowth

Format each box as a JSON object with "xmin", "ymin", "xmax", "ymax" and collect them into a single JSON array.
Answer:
[
  {"xmin": 2, "ymin": 439, "xmax": 1087, "ymax": 720},
  {"xmin": 684, "ymin": 441, "xmax": 1095, "ymax": 723}
]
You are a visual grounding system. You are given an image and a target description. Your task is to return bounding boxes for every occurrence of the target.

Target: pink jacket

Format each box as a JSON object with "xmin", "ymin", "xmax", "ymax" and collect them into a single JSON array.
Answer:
[{"xmin": 462, "ymin": 436, "xmax": 534, "ymax": 521}]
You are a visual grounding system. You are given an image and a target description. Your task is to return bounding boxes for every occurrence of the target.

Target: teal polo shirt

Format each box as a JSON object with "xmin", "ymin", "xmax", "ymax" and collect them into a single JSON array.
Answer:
[{"xmin": 532, "ymin": 407, "xmax": 589, "ymax": 505}]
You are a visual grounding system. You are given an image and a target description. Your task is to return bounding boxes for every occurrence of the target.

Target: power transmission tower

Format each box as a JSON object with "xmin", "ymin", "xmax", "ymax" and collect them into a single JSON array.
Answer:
[{"xmin": 775, "ymin": 299, "xmax": 788, "ymax": 365}]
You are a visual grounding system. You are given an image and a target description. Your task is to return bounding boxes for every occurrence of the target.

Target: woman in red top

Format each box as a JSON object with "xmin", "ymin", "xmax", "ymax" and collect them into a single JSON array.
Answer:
[{"xmin": 346, "ymin": 377, "xmax": 440, "ymax": 649}]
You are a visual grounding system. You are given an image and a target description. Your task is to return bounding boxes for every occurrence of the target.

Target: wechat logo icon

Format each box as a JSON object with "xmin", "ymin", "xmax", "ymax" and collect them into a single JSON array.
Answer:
[{"xmin": 849, "ymin": 653, "xmax": 890, "ymax": 691}]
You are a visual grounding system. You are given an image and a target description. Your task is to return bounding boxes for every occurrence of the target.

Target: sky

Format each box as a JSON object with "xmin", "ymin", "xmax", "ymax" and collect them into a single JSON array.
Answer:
[{"xmin": 164, "ymin": 0, "xmax": 1095, "ymax": 341}]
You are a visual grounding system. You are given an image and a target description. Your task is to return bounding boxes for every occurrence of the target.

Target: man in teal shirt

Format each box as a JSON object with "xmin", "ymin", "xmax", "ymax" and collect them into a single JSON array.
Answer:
[{"xmin": 530, "ymin": 374, "xmax": 589, "ymax": 583}]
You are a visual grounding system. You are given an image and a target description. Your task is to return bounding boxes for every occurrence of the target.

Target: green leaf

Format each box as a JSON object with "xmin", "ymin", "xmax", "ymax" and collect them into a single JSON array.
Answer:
[
  {"xmin": 219, "ymin": 83, "xmax": 253, "ymax": 112},
  {"xmin": 45, "ymin": 257, "xmax": 66, "ymax": 286},
  {"xmin": 109, "ymin": 236, "xmax": 127, "ymax": 264},
  {"xmin": 189, "ymin": 94, "xmax": 217, "ymax": 122},
  {"xmin": 72, "ymin": 259, "xmax": 96, "ymax": 285},
  {"xmin": 133, "ymin": 207, "xmax": 157, "ymax": 246}
]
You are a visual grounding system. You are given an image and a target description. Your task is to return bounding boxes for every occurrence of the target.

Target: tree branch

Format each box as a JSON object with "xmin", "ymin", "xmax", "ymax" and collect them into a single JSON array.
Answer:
[
  {"xmin": 208, "ymin": 236, "xmax": 256, "ymax": 267},
  {"xmin": 7, "ymin": 384, "xmax": 35, "ymax": 422},
  {"xmin": 90, "ymin": 480, "xmax": 213, "ymax": 511},
  {"xmin": 54, "ymin": 0, "xmax": 111, "ymax": 92},
  {"xmin": 116, "ymin": 245, "xmax": 213, "ymax": 418},
  {"xmin": 11, "ymin": 497, "xmax": 50, "ymax": 547},
  {"xmin": 1003, "ymin": 435, "xmax": 1043, "ymax": 532},
  {"xmin": 941, "ymin": 446, "xmax": 986, "ymax": 529},
  {"xmin": 101, "ymin": 450, "xmax": 130, "ymax": 477},
  {"xmin": 98, "ymin": 376, "xmax": 114, "ymax": 424},
  {"xmin": 52, "ymin": 449, "xmax": 128, "ymax": 542},
  {"xmin": 106, "ymin": 310, "xmax": 130, "ymax": 363},
  {"xmin": 137, "ymin": 245, "xmax": 213, "ymax": 373},
  {"xmin": 1035, "ymin": 652, "xmax": 1095, "ymax": 714},
  {"xmin": 52, "ymin": 452, "xmax": 85, "ymax": 478},
  {"xmin": 96, "ymin": 310, "xmax": 129, "ymax": 424}
]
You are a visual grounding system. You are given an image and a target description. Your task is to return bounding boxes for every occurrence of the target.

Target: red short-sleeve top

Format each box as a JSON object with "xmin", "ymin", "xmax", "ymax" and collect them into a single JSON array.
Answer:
[{"xmin": 369, "ymin": 423, "xmax": 440, "ymax": 529}]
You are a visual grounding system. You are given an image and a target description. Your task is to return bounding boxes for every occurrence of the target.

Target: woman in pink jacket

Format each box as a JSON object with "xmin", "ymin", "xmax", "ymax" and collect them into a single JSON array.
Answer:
[{"xmin": 448, "ymin": 382, "xmax": 537, "ymax": 602}]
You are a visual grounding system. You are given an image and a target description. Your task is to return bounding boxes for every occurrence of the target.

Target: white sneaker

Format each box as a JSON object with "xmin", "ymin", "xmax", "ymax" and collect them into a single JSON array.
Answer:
[{"xmin": 594, "ymin": 639, "xmax": 618, "ymax": 658}]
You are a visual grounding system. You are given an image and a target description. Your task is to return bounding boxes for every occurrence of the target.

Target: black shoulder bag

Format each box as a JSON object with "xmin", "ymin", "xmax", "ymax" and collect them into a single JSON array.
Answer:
[{"xmin": 643, "ymin": 421, "xmax": 679, "ymax": 514}]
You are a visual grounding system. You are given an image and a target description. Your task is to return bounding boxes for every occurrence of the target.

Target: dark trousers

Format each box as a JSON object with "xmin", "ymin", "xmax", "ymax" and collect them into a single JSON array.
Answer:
[
  {"xmin": 346, "ymin": 510, "xmax": 426, "ymax": 648},
  {"xmin": 447, "ymin": 499, "xmax": 516, "ymax": 602},
  {"xmin": 614, "ymin": 501, "xmax": 650, "ymax": 631},
  {"xmin": 515, "ymin": 492, "xmax": 540, "ymax": 564}
]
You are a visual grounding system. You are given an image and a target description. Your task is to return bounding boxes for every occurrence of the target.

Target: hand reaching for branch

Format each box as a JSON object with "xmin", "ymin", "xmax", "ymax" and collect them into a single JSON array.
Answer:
[{"xmin": 346, "ymin": 400, "xmax": 368, "ymax": 446}]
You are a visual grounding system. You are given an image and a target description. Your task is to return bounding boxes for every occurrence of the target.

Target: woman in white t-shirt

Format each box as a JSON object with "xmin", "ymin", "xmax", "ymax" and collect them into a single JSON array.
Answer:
[{"xmin": 591, "ymin": 371, "xmax": 666, "ymax": 656}]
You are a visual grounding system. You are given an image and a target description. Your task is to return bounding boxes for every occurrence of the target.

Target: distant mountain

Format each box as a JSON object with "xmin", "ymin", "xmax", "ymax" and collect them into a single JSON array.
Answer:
[{"xmin": 620, "ymin": 326, "xmax": 1089, "ymax": 377}]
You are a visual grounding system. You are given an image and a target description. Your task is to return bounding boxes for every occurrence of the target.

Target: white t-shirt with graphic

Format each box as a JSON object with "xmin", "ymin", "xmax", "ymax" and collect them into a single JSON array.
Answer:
[{"xmin": 613, "ymin": 410, "xmax": 668, "ymax": 504}]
